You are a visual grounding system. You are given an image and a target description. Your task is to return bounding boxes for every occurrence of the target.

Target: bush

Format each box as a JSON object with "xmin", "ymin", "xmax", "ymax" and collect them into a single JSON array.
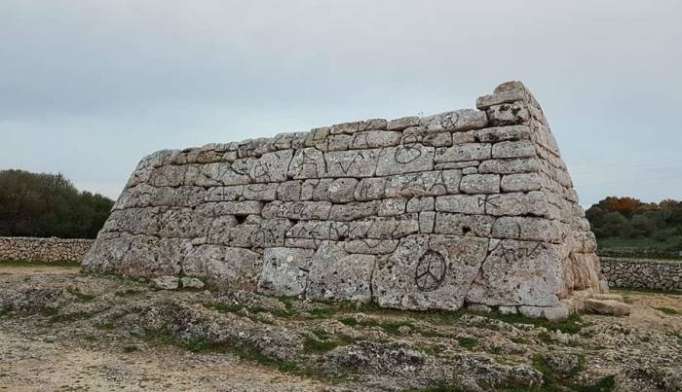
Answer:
[{"xmin": 0, "ymin": 169, "xmax": 114, "ymax": 238}]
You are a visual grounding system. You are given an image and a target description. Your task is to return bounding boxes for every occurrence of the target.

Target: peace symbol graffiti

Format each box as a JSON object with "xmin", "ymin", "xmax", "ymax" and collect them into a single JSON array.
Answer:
[{"xmin": 415, "ymin": 250, "xmax": 446, "ymax": 292}]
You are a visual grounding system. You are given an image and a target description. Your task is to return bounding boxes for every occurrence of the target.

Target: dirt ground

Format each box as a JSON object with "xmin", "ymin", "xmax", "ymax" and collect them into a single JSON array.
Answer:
[{"xmin": 1, "ymin": 264, "xmax": 681, "ymax": 392}]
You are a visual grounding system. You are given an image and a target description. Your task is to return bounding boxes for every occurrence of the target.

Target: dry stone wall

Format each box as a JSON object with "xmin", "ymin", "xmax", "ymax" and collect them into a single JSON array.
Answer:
[
  {"xmin": 0, "ymin": 237, "xmax": 93, "ymax": 263},
  {"xmin": 601, "ymin": 257, "xmax": 682, "ymax": 292},
  {"xmin": 84, "ymin": 81, "xmax": 605, "ymax": 318}
]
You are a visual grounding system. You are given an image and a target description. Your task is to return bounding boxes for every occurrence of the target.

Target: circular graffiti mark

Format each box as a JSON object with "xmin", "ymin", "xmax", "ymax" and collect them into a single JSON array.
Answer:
[
  {"xmin": 394, "ymin": 144, "xmax": 422, "ymax": 164},
  {"xmin": 415, "ymin": 250, "xmax": 446, "ymax": 292}
]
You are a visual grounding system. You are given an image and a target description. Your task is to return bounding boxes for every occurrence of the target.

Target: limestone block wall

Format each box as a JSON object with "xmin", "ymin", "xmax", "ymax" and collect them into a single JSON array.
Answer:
[
  {"xmin": 601, "ymin": 257, "xmax": 682, "ymax": 292},
  {"xmin": 84, "ymin": 81, "xmax": 604, "ymax": 316},
  {"xmin": 0, "ymin": 236, "xmax": 93, "ymax": 263}
]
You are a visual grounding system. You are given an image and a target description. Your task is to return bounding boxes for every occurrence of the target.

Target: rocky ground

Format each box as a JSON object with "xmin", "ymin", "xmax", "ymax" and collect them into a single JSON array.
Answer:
[{"xmin": 1, "ymin": 263, "xmax": 681, "ymax": 392}]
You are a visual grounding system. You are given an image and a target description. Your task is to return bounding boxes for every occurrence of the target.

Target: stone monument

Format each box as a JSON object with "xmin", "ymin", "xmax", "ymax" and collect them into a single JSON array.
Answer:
[{"xmin": 84, "ymin": 81, "xmax": 605, "ymax": 319}]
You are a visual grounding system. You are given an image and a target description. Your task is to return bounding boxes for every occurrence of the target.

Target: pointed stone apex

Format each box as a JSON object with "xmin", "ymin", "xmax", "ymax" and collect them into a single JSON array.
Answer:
[
  {"xmin": 476, "ymin": 80, "xmax": 532, "ymax": 110},
  {"xmin": 494, "ymin": 80, "xmax": 527, "ymax": 94}
]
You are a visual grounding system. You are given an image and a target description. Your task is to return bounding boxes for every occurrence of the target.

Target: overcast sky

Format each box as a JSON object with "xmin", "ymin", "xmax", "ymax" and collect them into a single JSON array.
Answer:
[{"xmin": 1, "ymin": 1, "xmax": 681, "ymax": 207}]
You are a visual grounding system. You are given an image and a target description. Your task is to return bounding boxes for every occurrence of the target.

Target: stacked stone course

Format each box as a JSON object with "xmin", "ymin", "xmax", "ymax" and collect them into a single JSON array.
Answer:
[
  {"xmin": 84, "ymin": 81, "xmax": 605, "ymax": 319},
  {"xmin": 601, "ymin": 257, "xmax": 682, "ymax": 292},
  {"xmin": 0, "ymin": 236, "xmax": 93, "ymax": 263}
]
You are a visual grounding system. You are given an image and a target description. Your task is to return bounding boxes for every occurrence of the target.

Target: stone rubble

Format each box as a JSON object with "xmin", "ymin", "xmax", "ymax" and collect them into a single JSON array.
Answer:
[{"xmin": 83, "ymin": 81, "xmax": 607, "ymax": 319}]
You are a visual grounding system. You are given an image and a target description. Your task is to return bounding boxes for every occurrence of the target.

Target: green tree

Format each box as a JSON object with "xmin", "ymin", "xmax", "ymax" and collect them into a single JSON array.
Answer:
[{"xmin": 0, "ymin": 169, "xmax": 114, "ymax": 238}]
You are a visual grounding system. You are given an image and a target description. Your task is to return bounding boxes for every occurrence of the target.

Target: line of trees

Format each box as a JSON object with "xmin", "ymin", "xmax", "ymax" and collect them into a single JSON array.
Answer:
[
  {"xmin": 586, "ymin": 196, "xmax": 682, "ymax": 247},
  {"xmin": 0, "ymin": 169, "xmax": 114, "ymax": 239}
]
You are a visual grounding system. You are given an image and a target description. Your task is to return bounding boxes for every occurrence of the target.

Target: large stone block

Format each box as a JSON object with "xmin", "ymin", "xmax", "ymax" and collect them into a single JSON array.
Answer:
[
  {"xmin": 466, "ymin": 240, "xmax": 564, "ymax": 306},
  {"xmin": 433, "ymin": 213, "xmax": 494, "ymax": 237},
  {"xmin": 435, "ymin": 195, "xmax": 486, "ymax": 214},
  {"xmin": 183, "ymin": 245, "xmax": 262, "ymax": 289},
  {"xmin": 262, "ymin": 201, "xmax": 332, "ymax": 220},
  {"xmin": 306, "ymin": 243, "xmax": 374, "ymax": 302},
  {"xmin": 434, "ymin": 143, "xmax": 491, "ymax": 163},
  {"xmin": 324, "ymin": 149, "xmax": 380, "ymax": 178},
  {"xmin": 375, "ymin": 144, "xmax": 435, "ymax": 176},
  {"xmin": 384, "ymin": 170, "xmax": 458, "ymax": 198},
  {"xmin": 258, "ymin": 247, "xmax": 315, "ymax": 296},
  {"xmin": 373, "ymin": 235, "xmax": 489, "ymax": 310}
]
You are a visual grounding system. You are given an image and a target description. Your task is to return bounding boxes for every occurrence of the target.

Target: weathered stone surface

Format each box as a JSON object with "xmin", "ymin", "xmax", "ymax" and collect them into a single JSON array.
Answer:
[
  {"xmin": 478, "ymin": 158, "xmax": 540, "ymax": 174},
  {"xmin": 583, "ymin": 299, "xmax": 631, "ymax": 316},
  {"xmin": 434, "ymin": 143, "xmax": 491, "ymax": 163},
  {"xmin": 183, "ymin": 245, "xmax": 261, "ymax": 288},
  {"xmin": 492, "ymin": 141, "xmax": 536, "ymax": 159},
  {"xmin": 543, "ymin": 304, "xmax": 570, "ymax": 321},
  {"xmin": 373, "ymin": 235, "xmax": 489, "ymax": 311},
  {"xmin": 328, "ymin": 178, "xmax": 359, "ymax": 203},
  {"xmin": 277, "ymin": 181, "xmax": 302, "ymax": 201},
  {"xmin": 421, "ymin": 109, "xmax": 487, "ymax": 132},
  {"xmin": 485, "ymin": 191, "xmax": 551, "ymax": 218},
  {"xmin": 466, "ymin": 240, "xmax": 564, "ymax": 307},
  {"xmin": 329, "ymin": 201, "xmax": 379, "ymax": 221},
  {"xmin": 476, "ymin": 81, "xmax": 528, "ymax": 109},
  {"xmin": 180, "ymin": 276, "xmax": 205, "ymax": 289},
  {"xmin": 152, "ymin": 276, "xmax": 180, "ymax": 290},
  {"xmin": 378, "ymin": 198, "xmax": 407, "ymax": 216},
  {"xmin": 435, "ymin": 195, "xmax": 486, "ymax": 214},
  {"xmin": 486, "ymin": 102, "xmax": 530, "ymax": 126},
  {"xmin": 418, "ymin": 212, "xmax": 436, "ymax": 234},
  {"xmin": 376, "ymin": 145, "xmax": 434, "ymax": 176},
  {"xmin": 258, "ymin": 248, "xmax": 313, "ymax": 296},
  {"xmin": 343, "ymin": 239, "xmax": 399, "ymax": 255},
  {"xmin": 262, "ymin": 201, "xmax": 331, "ymax": 220},
  {"xmin": 475, "ymin": 125, "xmax": 531, "ymax": 143},
  {"xmin": 83, "ymin": 80, "xmax": 604, "ymax": 320},
  {"xmin": 307, "ymin": 243, "xmax": 374, "ymax": 302},
  {"xmin": 492, "ymin": 216, "xmax": 566, "ymax": 243},
  {"xmin": 354, "ymin": 177, "xmax": 386, "ymax": 201},
  {"xmin": 324, "ymin": 149, "xmax": 380, "ymax": 178},
  {"xmin": 500, "ymin": 173, "xmax": 544, "ymax": 192},
  {"xmin": 406, "ymin": 197, "xmax": 435, "ymax": 213},
  {"xmin": 433, "ymin": 213, "xmax": 494, "ymax": 237},
  {"xmin": 387, "ymin": 116, "xmax": 420, "ymax": 131},
  {"xmin": 459, "ymin": 174, "xmax": 500, "ymax": 194},
  {"xmin": 384, "ymin": 171, "xmax": 456, "ymax": 198},
  {"xmin": 350, "ymin": 130, "xmax": 402, "ymax": 149}
]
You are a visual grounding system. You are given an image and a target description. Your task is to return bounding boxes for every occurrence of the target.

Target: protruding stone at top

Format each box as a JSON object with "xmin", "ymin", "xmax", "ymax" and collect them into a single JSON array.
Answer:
[{"xmin": 476, "ymin": 80, "xmax": 531, "ymax": 109}]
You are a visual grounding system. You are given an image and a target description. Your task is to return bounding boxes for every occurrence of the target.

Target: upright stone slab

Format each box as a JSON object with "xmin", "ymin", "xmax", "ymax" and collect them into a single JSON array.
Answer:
[{"xmin": 83, "ymin": 81, "xmax": 605, "ymax": 319}]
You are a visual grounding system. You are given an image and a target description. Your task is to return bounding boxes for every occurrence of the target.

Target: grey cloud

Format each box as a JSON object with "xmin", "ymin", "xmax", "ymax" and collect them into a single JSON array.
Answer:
[{"xmin": 1, "ymin": 0, "xmax": 681, "ymax": 205}]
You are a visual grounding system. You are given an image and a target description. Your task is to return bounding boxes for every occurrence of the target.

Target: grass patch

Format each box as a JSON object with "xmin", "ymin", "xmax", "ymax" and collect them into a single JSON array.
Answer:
[
  {"xmin": 484, "ymin": 312, "xmax": 587, "ymax": 334},
  {"xmin": 613, "ymin": 287, "xmax": 682, "ymax": 296},
  {"xmin": 456, "ymin": 337, "xmax": 478, "ymax": 350},
  {"xmin": 66, "ymin": 287, "xmax": 96, "ymax": 302},
  {"xmin": 114, "ymin": 288, "xmax": 143, "ymax": 297},
  {"xmin": 654, "ymin": 307, "xmax": 680, "ymax": 315},
  {"xmin": 122, "ymin": 345, "xmax": 139, "ymax": 353},
  {"xmin": 537, "ymin": 331, "xmax": 553, "ymax": 344},
  {"xmin": 531, "ymin": 354, "xmax": 615, "ymax": 392},
  {"xmin": 303, "ymin": 332, "xmax": 354, "ymax": 353},
  {"xmin": 96, "ymin": 322, "xmax": 114, "ymax": 330},
  {"xmin": 204, "ymin": 302, "xmax": 294, "ymax": 319},
  {"xmin": 48, "ymin": 311, "xmax": 93, "ymax": 324},
  {"xmin": 338, "ymin": 317, "xmax": 413, "ymax": 335},
  {"xmin": 143, "ymin": 328, "xmax": 334, "ymax": 382},
  {"xmin": 403, "ymin": 384, "xmax": 462, "ymax": 392}
]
